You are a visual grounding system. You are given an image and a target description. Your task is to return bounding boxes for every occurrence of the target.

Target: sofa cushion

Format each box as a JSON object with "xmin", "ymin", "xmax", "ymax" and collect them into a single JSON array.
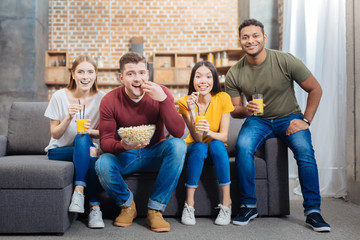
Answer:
[
  {"xmin": 7, "ymin": 102, "xmax": 50, "ymax": 155},
  {"xmin": 0, "ymin": 156, "xmax": 74, "ymax": 189},
  {"xmin": 227, "ymin": 117, "xmax": 244, "ymax": 157},
  {"xmin": 0, "ymin": 135, "xmax": 6, "ymax": 157},
  {"xmin": 227, "ymin": 117, "xmax": 266, "ymax": 159},
  {"xmin": 229, "ymin": 157, "xmax": 267, "ymax": 179}
]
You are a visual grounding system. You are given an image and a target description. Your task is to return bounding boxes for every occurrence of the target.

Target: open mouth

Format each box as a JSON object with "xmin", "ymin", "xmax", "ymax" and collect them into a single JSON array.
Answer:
[
  {"xmin": 80, "ymin": 80, "xmax": 90, "ymax": 85},
  {"xmin": 198, "ymin": 85, "xmax": 208, "ymax": 91},
  {"xmin": 132, "ymin": 83, "xmax": 142, "ymax": 89}
]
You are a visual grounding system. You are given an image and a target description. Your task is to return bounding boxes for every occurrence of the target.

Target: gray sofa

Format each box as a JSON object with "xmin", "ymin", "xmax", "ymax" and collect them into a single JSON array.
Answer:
[
  {"xmin": 0, "ymin": 102, "xmax": 289, "ymax": 234},
  {"xmin": 0, "ymin": 102, "xmax": 76, "ymax": 234}
]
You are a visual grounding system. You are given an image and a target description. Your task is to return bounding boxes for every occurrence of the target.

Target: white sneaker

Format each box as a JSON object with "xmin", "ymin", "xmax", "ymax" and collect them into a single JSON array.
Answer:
[
  {"xmin": 68, "ymin": 190, "xmax": 85, "ymax": 213},
  {"xmin": 181, "ymin": 203, "xmax": 196, "ymax": 225},
  {"xmin": 88, "ymin": 206, "xmax": 105, "ymax": 229},
  {"xmin": 215, "ymin": 204, "xmax": 231, "ymax": 225}
]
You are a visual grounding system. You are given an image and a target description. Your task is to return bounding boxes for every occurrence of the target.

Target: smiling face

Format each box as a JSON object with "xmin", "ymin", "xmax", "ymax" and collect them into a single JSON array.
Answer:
[
  {"xmin": 71, "ymin": 61, "xmax": 97, "ymax": 92},
  {"xmin": 119, "ymin": 62, "xmax": 149, "ymax": 99},
  {"xmin": 239, "ymin": 25, "xmax": 267, "ymax": 57},
  {"xmin": 193, "ymin": 66, "xmax": 214, "ymax": 96}
]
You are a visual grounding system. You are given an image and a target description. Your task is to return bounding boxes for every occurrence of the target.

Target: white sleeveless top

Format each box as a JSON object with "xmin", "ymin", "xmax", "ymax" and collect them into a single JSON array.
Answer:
[{"xmin": 44, "ymin": 88, "xmax": 105, "ymax": 152}]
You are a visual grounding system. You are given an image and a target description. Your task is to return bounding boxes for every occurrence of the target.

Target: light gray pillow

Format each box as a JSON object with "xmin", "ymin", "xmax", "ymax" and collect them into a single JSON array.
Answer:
[{"xmin": 7, "ymin": 102, "xmax": 50, "ymax": 155}]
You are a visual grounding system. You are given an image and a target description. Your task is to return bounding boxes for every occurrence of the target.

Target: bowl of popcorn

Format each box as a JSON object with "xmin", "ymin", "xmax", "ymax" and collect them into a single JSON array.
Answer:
[{"xmin": 117, "ymin": 124, "xmax": 156, "ymax": 145}]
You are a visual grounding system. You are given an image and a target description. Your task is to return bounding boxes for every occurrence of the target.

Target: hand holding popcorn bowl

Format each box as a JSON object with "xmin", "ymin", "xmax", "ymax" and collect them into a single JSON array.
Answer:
[{"xmin": 118, "ymin": 124, "xmax": 156, "ymax": 146}]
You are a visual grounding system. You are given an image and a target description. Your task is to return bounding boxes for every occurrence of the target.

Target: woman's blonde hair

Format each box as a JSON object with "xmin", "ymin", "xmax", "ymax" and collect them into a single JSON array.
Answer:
[{"xmin": 66, "ymin": 55, "xmax": 98, "ymax": 93}]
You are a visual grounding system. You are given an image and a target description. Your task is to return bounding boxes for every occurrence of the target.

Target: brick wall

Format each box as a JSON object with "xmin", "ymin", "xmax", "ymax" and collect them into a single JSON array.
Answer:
[
  {"xmin": 48, "ymin": 0, "xmax": 240, "ymax": 98},
  {"xmin": 49, "ymin": 0, "xmax": 239, "ymax": 66}
]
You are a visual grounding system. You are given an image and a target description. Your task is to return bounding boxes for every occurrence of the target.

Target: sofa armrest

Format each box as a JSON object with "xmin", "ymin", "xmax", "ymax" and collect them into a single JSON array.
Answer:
[
  {"xmin": 264, "ymin": 137, "xmax": 290, "ymax": 215},
  {"xmin": 0, "ymin": 135, "xmax": 8, "ymax": 157}
]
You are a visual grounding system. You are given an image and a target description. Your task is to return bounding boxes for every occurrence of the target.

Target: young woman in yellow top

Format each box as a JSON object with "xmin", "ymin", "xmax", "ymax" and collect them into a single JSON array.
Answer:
[{"xmin": 178, "ymin": 61, "xmax": 234, "ymax": 226}]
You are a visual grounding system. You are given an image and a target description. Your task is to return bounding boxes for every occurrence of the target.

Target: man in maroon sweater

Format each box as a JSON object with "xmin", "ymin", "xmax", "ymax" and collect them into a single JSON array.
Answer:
[{"xmin": 95, "ymin": 52, "xmax": 186, "ymax": 232}]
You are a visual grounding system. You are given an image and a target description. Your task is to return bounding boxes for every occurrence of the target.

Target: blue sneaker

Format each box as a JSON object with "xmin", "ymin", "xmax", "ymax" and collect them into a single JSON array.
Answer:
[
  {"xmin": 305, "ymin": 213, "xmax": 331, "ymax": 232},
  {"xmin": 232, "ymin": 207, "xmax": 258, "ymax": 226}
]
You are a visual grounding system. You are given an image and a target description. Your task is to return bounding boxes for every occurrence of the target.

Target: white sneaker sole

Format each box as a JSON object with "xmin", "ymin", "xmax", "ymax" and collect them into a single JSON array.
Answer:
[
  {"xmin": 181, "ymin": 219, "xmax": 196, "ymax": 226},
  {"xmin": 306, "ymin": 223, "xmax": 331, "ymax": 232},
  {"xmin": 215, "ymin": 220, "xmax": 231, "ymax": 226},
  {"xmin": 232, "ymin": 213, "xmax": 258, "ymax": 226},
  {"xmin": 88, "ymin": 222, "xmax": 105, "ymax": 229},
  {"xmin": 68, "ymin": 205, "xmax": 85, "ymax": 213}
]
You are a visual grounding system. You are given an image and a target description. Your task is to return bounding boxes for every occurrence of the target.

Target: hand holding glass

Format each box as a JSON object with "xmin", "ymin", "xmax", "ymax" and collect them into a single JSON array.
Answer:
[
  {"xmin": 76, "ymin": 119, "xmax": 89, "ymax": 134},
  {"xmin": 195, "ymin": 111, "xmax": 207, "ymax": 133},
  {"xmin": 252, "ymin": 93, "xmax": 264, "ymax": 116}
]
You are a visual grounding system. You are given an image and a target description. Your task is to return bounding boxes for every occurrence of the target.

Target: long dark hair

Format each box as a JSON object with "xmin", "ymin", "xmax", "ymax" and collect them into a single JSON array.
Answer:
[
  {"xmin": 187, "ymin": 60, "xmax": 221, "ymax": 95},
  {"xmin": 67, "ymin": 55, "xmax": 98, "ymax": 93}
]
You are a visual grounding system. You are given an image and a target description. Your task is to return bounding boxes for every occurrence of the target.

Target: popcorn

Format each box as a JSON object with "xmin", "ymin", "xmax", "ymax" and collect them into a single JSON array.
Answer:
[{"xmin": 118, "ymin": 124, "xmax": 156, "ymax": 145}]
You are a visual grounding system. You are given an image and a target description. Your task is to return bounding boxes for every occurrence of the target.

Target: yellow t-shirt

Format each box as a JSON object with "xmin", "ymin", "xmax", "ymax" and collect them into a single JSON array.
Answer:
[{"xmin": 178, "ymin": 92, "xmax": 235, "ymax": 145}]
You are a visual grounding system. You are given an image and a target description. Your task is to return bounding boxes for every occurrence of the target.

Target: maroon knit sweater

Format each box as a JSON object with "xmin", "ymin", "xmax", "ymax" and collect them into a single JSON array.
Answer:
[{"xmin": 99, "ymin": 85, "xmax": 185, "ymax": 154}]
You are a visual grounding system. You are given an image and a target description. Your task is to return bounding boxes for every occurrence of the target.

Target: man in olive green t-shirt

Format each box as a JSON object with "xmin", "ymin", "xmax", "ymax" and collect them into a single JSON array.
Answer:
[{"xmin": 225, "ymin": 18, "xmax": 330, "ymax": 232}]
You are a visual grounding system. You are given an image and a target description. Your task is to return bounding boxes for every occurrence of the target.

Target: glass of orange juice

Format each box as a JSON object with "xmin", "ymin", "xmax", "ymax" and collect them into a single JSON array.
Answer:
[
  {"xmin": 252, "ymin": 93, "xmax": 264, "ymax": 116},
  {"xmin": 76, "ymin": 119, "xmax": 89, "ymax": 134},
  {"xmin": 195, "ymin": 111, "xmax": 206, "ymax": 133}
]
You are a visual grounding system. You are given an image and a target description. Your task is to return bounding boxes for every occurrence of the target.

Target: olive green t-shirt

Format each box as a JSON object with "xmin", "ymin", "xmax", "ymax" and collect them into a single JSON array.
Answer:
[{"xmin": 225, "ymin": 49, "xmax": 312, "ymax": 119}]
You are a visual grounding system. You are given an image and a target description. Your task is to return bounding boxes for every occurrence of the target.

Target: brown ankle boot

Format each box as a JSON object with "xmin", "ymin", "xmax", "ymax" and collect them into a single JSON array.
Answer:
[
  {"xmin": 147, "ymin": 209, "xmax": 170, "ymax": 232},
  {"xmin": 114, "ymin": 201, "xmax": 137, "ymax": 227}
]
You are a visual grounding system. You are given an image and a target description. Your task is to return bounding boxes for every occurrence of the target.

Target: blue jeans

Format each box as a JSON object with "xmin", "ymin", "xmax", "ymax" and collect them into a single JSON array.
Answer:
[
  {"xmin": 185, "ymin": 140, "xmax": 231, "ymax": 188},
  {"xmin": 48, "ymin": 134, "xmax": 100, "ymax": 206},
  {"xmin": 236, "ymin": 113, "xmax": 321, "ymax": 215},
  {"xmin": 95, "ymin": 138, "xmax": 186, "ymax": 212}
]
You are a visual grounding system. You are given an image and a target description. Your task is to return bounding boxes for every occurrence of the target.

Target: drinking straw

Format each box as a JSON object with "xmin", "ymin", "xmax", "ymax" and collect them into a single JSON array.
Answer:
[
  {"xmin": 194, "ymin": 100, "xmax": 211, "ymax": 116},
  {"xmin": 83, "ymin": 104, "xmax": 85, "ymax": 119},
  {"xmin": 194, "ymin": 101, "xmax": 200, "ymax": 115},
  {"xmin": 78, "ymin": 99, "xmax": 82, "ymax": 119}
]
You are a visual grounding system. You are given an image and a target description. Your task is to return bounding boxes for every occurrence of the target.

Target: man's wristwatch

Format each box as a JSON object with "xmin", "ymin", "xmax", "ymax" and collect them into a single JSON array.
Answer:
[{"xmin": 303, "ymin": 118, "xmax": 311, "ymax": 126}]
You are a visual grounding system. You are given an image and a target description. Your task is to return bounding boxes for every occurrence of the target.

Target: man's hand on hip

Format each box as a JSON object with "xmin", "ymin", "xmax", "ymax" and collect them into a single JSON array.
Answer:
[{"xmin": 286, "ymin": 119, "xmax": 309, "ymax": 136}]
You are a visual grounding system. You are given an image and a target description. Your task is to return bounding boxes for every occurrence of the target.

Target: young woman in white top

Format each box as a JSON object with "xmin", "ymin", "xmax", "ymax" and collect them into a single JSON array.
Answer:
[{"xmin": 44, "ymin": 55, "xmax": 105, "ymax": 228}]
